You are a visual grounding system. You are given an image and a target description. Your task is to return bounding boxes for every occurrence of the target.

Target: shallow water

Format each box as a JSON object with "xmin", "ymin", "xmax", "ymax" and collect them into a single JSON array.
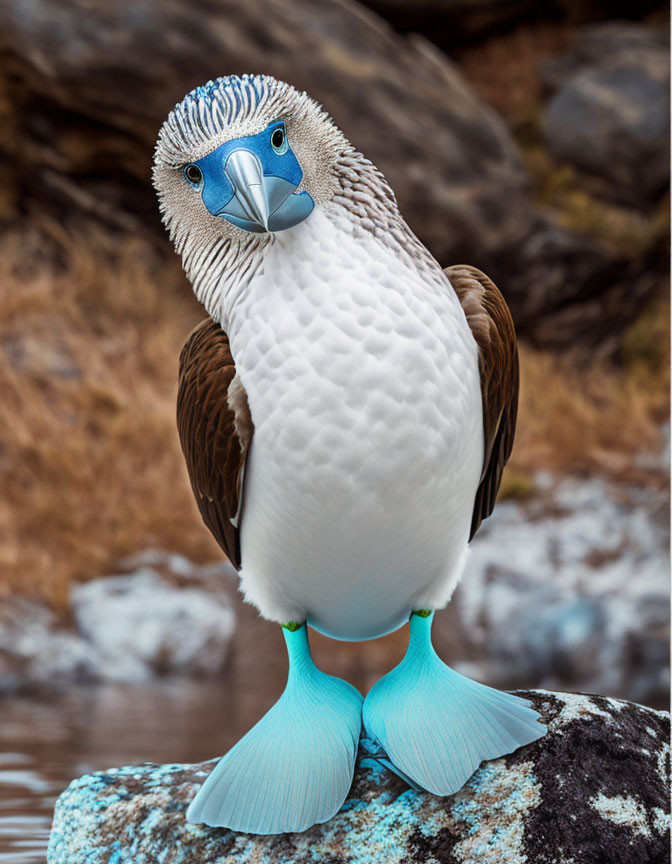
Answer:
[
  {"xmin": 0, "ymin": 681, "xmax": 255, "ymax": 863},
  {"xmin": 0, "ymin": 611, "xmax": 408, "ymax": 864}
]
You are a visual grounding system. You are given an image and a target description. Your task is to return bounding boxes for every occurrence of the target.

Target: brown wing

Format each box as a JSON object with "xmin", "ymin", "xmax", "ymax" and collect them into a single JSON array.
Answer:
[
  {"xmin": 177, "ymin": 318, "xmax": 253, "ymax": 569},
  {"xmin": 445, "ymin": 265, "xmax": 519, "ymax": 541}
]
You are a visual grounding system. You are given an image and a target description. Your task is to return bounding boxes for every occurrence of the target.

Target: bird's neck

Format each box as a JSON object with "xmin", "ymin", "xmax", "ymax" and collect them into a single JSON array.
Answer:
[
  {"xmin": 188, "ymin": 163, "xmax": 444, "ymax": 335},
  {"xmin": 183, "ymin": 229, "xmax": 270, "ymax": 328},
  {"xmin": 216, "ymin": 207, "xmax": 345, "ymax": 336},
  {"xmin": 221, "ymin": 207, "xmax": 458, "ymax": 376}
]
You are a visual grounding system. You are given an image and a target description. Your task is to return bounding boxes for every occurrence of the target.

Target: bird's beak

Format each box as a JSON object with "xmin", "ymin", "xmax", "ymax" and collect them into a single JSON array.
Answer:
[
  {"xmin": 200, "ymin": 145, "xmax": 315, "ymax": 234},
  {"xmin": 220, "ymin": 149, "xmax": 270, "ymax": 231}
]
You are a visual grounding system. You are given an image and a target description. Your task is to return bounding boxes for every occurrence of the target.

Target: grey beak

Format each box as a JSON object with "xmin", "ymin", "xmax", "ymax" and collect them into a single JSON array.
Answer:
[{"xmin": 223, "ymin": 149, "xmax": 269, "ymax": 230}]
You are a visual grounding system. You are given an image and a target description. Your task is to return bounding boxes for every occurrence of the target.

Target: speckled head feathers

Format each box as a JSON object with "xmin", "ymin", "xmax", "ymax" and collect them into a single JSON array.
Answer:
[
  {"xmin": 155, "ymin": 75, "xmax": 340, "ymax": 172},
  {"xmin": 153, "ymin": 74, "xmax": 421, "ymax": 322},
  {"xmin": 153, "ymin": 73, "xmax": 349, "ymax": 214}
]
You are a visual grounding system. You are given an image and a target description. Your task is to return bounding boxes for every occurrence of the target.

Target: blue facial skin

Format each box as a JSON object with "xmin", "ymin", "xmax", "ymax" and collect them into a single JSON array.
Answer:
[{"xmin": 183, "ymin": 120, "xmax": 314, "ymax": 233}]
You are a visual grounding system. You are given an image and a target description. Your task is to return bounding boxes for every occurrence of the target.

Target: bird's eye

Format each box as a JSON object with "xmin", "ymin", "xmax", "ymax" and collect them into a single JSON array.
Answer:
[
  {"xmin": 184, "ymin": 164, "xmax": 203, "ymax": 186},
  {"xmin": 271, "ymin": 126, "xmax": 288, "ymax": 155}
]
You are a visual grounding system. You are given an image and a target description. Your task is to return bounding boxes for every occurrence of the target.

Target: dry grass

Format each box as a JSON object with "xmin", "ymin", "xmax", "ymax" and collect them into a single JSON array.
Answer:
[
  {"xmin": 0, "ymin": 222, "xmax": 220, "ymax": 609},
  {"xmin": 505, "ymin": 300, "xmax": 669, "ymax": 493},
  {"xmin": 0, "ymin": 224, "xmax": 668, "ymax": 610}
]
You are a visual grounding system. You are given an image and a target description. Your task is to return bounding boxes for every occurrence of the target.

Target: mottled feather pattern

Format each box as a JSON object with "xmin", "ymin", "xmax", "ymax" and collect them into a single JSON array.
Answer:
[
  {"xmin": 160, "ymin": 76, "xmax": 519, "ymax": 636},
  {"xmin": 177, "ymin": 319, "xmax": 252, "ymax": 568},
  {"xmin": 225, "ymin": 208, "xmax": 483, "ymax": 636},
  {"xmin": 446, "ymin": 265, "xmax": 519, "ymax": 540}
]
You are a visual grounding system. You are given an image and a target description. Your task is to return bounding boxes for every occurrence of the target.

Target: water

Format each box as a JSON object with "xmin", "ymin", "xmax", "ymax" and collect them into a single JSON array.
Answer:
[
  {"xmin": 0, "ymin": 616, "xmax": 409, "ymax": 864},
  {"xmin": 0, "ymin": 681, "xmax": 257, "ymax": 863}
]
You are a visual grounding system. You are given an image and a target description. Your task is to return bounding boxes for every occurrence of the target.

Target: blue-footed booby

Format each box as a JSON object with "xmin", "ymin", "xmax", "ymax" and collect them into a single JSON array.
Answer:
[{"xmin": 153, "ymin": 74, "xmax": 546, "ymax": 835}]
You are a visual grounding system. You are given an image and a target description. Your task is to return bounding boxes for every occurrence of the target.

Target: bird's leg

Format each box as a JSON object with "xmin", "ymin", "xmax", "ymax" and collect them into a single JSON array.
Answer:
[
  {"xmin": 362, "ymin": 610, "xmax": 546, "ymax": 795},
  {"xmin": 186, "ymin": 621, "xmax": 363, "ymax": 834}
]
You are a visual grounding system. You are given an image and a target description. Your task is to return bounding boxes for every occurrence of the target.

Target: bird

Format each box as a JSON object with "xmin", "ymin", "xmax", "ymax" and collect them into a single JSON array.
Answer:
[{"xmin": 152, "ymin": 74, "xmax": 546, "ymax": 835}]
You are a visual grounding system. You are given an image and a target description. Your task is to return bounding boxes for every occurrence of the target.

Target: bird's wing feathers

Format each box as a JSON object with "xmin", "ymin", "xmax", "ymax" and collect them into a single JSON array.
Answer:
[
  {"xmin": 177, "ymin": 318, "xmax": 253, "ymax": 569},
  {"xmin": 445, "ymin": 265, "xmax": 519, "ymax": 541}
]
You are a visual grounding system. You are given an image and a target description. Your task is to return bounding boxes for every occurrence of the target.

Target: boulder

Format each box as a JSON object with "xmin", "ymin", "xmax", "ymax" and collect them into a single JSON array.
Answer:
[
  {"xmin": 2, "ymin": 0, "xmax": 627, "ymax": 348},
  {"xmin": 0, "ymin": 596, "xmax": 96, "ymax": 693},
  {"xmin": 71, "ymin": 553, "xmax": 236, "ymax": 682},
  {"xmin": 357, "ymin": 0, "xmax": 540, "ymax": 47},
  {"xmin": 451, "ymin": 475, "xmax": 670, "ymax": 708},
  {"xmin": 542, "ymin": 23, "xmax": 670, "ymax": 208},
  {"xmin": 47, "ymin": 690, "xmax": 670, "ymax": 864},
  {"xmin": 356, "ymin": 1, "xmax": 665, "ymax": 48},
  {"xmin": 0, "ymin": 551, "xmax": 236, "ymax": 691},
  {"xmin": 1, "ymin": 0, "xmax": 527, "ymax": 261}
]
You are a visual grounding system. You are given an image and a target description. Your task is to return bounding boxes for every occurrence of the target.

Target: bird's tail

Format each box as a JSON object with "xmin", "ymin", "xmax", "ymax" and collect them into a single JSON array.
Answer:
[
  {"xmin": 186, "ymin": 623, "xmax": 363, "ymax": 834},
  {"xmin": 362, "ymin": 611, "xmax": 546, "ymax": 795}
]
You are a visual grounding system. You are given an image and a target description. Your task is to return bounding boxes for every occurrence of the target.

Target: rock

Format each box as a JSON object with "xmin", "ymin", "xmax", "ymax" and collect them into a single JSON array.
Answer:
[
  {"xmin": 0, "ymin": 597, "xmax": 98, "ymax": 693},
  {"xmin": 0, "ymin": 552, "xmax": 236, "ymax": 690},
  {"xmin": 356, "ymin": 1, "xmax": 664, "ymax": 48},
  {"xmin": 552, "ymin": 1, "xmax": 665, "ymax": 25},
  {"xmin": 2, "ymin": 0, "xmax": 527, "ymax": 258},
  {"xmin": 504, "ymin": 214, "xmax": 627, "ymax": 352},
  {"xmin": 47, "ymin": 690, "xmax": 670, "ymax": 864},
  {"xmin": 449, "ymin": 475, "xmax": 670, "ymax": 707},
  {"xmin": 72, "ymin": 555, "xmax": 236, "ymax": 682},
  {"xmin": 2, "ymin": 0, "xmax": 627, "ymax": 348},
  {"xmin": 357, "ymin": 0, "xmax": 540, "ymax": 47},
  {"xmin": 542, "ymin": 23, "xmax": 670, "ymax": 208}
]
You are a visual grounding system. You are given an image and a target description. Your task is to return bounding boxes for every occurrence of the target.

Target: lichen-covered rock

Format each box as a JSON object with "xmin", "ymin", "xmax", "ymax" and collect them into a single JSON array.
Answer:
[{"xmin": 48, "ymin": 691, "xmax": 670, "ymax": 864}]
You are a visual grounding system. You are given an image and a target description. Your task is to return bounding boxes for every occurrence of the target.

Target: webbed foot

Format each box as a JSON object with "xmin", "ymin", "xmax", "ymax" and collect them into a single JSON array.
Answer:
[
  {"xmin": 186, "ymin": 622, "xmax": 363, "ymax": 834},
  {"xmin": 362, "ymin": 611, "xmax": 546, "ymax": 795}
]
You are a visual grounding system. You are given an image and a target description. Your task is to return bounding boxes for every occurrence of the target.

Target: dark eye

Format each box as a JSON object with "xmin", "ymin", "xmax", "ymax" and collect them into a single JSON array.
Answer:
[
  {"xmin": 271, "ymin": 126, "xmax": 288, "ymax": 154},
  {"xmin": 184, "ymin": 164, "xmax": 203, "ymax": 186}
]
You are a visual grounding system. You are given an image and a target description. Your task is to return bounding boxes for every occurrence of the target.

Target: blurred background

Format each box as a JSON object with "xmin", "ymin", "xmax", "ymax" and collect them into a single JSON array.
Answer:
[{"xmin": 0, "ymin": 0, "xmax": 669, "ymax": 860}]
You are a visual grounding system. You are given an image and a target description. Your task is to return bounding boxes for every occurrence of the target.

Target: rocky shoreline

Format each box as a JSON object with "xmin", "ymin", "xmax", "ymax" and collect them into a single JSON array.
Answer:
[
  {"xmin": 48, "ymin": 690, "xmax": 671, "ymax": 864},
  {"xmin": 0, "ymin": 552, "xmax": 236, "ymax": 692},
  {"xmin": 1, "ymin": 475, "xmax": 667, "ymax": 707}
]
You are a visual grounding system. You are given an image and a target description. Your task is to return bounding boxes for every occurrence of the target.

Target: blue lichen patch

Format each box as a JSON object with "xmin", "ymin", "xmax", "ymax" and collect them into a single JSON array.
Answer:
[
  {"xmin": 47, "ymin": 691, "xmax": 670, "ymax": 864},
  {"xmin": 447, "ymin": 759, "xmax": 541, "ymax": 863}
]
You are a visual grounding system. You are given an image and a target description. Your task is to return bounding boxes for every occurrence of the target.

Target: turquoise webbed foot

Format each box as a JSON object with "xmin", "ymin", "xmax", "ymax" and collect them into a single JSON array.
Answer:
[
  {"xmin": 186, "ymin": 622, "xmax": 363, "ymax": 834},
  {"xmin": 362, "ymin": 611, "xmax": 547, "ymax": 796}
]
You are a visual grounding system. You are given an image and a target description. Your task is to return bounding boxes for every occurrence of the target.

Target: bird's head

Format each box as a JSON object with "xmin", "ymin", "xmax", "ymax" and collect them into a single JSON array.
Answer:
[
  {"xmin": 153, "ymin": 75, "xmax": 345, "ymax": 236},
  {"xmin": 153, "ymin": 75, "xmax": 414, "ymax": 320}
]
